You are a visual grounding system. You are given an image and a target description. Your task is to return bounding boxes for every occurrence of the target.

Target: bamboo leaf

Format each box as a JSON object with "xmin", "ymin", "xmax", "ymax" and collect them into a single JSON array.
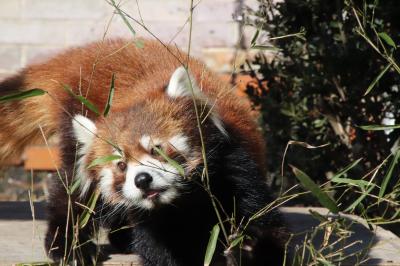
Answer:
[
  {"xmin": 329, "ymin": 159, "xmax": 371, "ymax": 190},
  {"xmin": 79, "ymin": 189, "xmax": 101, "ymax": 229},
  {"xmin": 345, "ymin": 186, "xmax": 374, "ymax": 212},
  {"xmin": 87, "ymin": 155, "xmax": 122, "ymax": 169},
  {"xmin": 360, "ymin": 124, "xmax": 400, "ymax": 131},
  {"xmin": 309, "ymin": 210, "xmax": 329, "ymax": 222},
  {"xmin": 251, "ymin": 28, "xmax": 260, "ymax": 46},
  {"xmin": 104, "ymin": 73, "xmax": 116, "ymax": 117},
  {"xmin": 204, "ymin": 224, "xmax": 220, "ymax": 266},
  {"xmin": 251, "ymin": 45, "xmax": 281, "ymax": 51},
  {"xmin": 287, "ymin": 141, "xmax": 329, "ymax": 149},
  {"xmin": 108, "ymin": 0, "xmax": 144, "ymax": 49},
  {"xmin": 281, "ymin": 141, "xmax": 329, "ymax": 177},
  {"xmin": 364, "ymin": 63, "xmax": 391, "ymax": 95},
  {"xmin": 60, "ymin": 83, "xmax": 75, "ymax": 95},
  {"xmin": 0, "ymin": 89, "xmax": 46, "ymax": 102},
  {"xmin": 316, "ymin": 259, "xmax": 335, "ymax": 266},
  {"xmin": 378, "ymin": 32, "xmax": 396, "ymax": 48},
  {"xmin": 330, "ymin": 158, "xmax": 363, "ymax": 179},
  {"xmin": 330, "ymin": 177, "xmax": 373, "ymax": 190},
  {"xmin": 16, "ymin": 262, "xmax": 53, "ymax": 266},
  {"xmin": 153, "ymin": 146, "xmax": 185, "ymax": 177},
  {"xmin": 61, "ymin": 84, "xmax": 100, "ymax": 115},
  {"xmin": 379, "ymin": 149, "xmax": 400, "ymax": 198},
  {"xmin": 291, "ymin": 165, "xmax": 339, "ymax": 214},
  {"xmin": 75, "ymin": 95, "xmax": 100, "ymax": 115},
  {"xmin": 229, "ymin": 235, "xmax": 244, "ymax": 249},
  {"xmin": 135, "ymin": 39, "xmax": 145, "ymax": 48},
  {"xmin": 110, "ymin": 0, "xmax": 136, "ymax": 36},
  {"xmin": 70, "ymin": 177, "xmax": 81, "ymax": 194}
]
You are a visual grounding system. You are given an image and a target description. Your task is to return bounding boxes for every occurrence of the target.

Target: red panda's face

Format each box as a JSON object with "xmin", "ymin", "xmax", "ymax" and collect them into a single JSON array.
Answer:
[
  {"xmin": 72, "ymin": 67, "xmax": 225, "ymax": 209},
  {"xmin": 89, "ymin": 128, "xmax": 198, "ymax": 210}
]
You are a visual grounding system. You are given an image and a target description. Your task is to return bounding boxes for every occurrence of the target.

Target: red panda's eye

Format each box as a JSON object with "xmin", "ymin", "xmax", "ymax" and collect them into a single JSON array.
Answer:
[
  {"xmin": 117, "ymin": 161, "xmax": 127, "ymax": 172},
  {"xmin": 150, "ymin": 145, "xmax": 162, "ymax": 156}
]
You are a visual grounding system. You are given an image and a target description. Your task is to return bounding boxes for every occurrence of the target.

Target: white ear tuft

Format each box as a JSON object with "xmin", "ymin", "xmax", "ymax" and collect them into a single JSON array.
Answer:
[
  {"xmin": 167, "ymin": 66, "xmax": 202, "ymax": 98},
  {"xmin": 211, "ymin": 114, "xmax": 228, "ymax": 138},
  {"xmin": 72, "ymin": 115, "xmax": 97, "ymax": 146},
  {"xmin": 167, "ymin": 67, "xmax": 229, "ymax": 138}
]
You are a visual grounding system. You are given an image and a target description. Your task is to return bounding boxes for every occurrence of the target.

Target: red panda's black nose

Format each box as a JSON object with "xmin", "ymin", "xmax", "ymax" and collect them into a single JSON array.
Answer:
[{"xmin": 135, "ymin": 172, "xmax": 153, "ymax": 190}]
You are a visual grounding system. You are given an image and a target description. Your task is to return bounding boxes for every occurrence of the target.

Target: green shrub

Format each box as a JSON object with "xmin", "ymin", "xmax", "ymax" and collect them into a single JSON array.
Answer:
[{"xmin": 244, "ymin": 0, "xmax": 400, "ymax": 209}]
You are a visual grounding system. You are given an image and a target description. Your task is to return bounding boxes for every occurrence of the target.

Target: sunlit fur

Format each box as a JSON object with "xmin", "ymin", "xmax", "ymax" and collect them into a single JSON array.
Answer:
[
  {"xmin": 0, "ymin": 39, "xmax": 287, "ymax": 265},
  {"xmin": 72, "ymin": 114, "xmax": 97, "ymax": 196}
]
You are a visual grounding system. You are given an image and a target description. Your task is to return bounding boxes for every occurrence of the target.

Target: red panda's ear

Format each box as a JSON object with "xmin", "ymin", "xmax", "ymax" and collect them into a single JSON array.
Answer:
[
  {"xmin": 166, "ymin": 66, "xmax": 203, "ymax": 99},
  {"xmin": 72, "ymin": 115, "xmax": 97, "ymax": 147},
  {"xmin": 167, "ymin": 67, "xmax": 228, "ymax": 137}
]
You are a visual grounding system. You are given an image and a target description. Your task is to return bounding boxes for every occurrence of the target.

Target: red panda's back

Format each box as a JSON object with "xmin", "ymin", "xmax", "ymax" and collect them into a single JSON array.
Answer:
[{"xmin": 19, "ymin": 38, "xmax": 266, "ymax": 170}]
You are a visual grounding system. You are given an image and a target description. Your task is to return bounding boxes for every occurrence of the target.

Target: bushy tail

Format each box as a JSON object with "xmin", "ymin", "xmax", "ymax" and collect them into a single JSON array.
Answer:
[{"xmin": 0, "ymin": 71, "xmax": 58, "ymax": 165}]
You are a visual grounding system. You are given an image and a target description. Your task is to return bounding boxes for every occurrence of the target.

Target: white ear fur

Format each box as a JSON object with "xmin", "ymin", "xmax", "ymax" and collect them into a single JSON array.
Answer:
[
  {"xmin": 167, "ymin": 66, "xmax": 202, "ymax": 98},
  {"xmin": 211, "ymin": 114, "xmax": 228, "ymax": 138},
  {"xmin": 167, "ymin": 67, "xmax": 229, "ymax": 137},
  {"xmin": 73, "ymin": 115, "xmax": 96, "ymax": 198},
  {"xmin": 72, "ymin": 115, "xmax": 97, "ymax": 147}
]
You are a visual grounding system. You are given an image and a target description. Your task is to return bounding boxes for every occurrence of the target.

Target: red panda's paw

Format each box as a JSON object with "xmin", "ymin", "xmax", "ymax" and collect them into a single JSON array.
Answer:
[
  {"xmin": 45, "ymin": 229, "xmax": 98, "ymax": 264},
  {"xmin": 108, "ymin": 227, "xmax": 134, "ymax": 254},
  {"xmin": 237, "ymin": 225, "xmax": 288, "ymax": 266}
]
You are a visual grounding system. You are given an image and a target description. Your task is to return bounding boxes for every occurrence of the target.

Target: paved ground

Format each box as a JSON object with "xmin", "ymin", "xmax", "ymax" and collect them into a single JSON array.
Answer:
[
  {"xmin": 283, "ymin": 207, "xmax": 400, "ymax": 266},
  {"xmin": 0, "ymin": 202, "xmax": 399, "ymax": 265}
]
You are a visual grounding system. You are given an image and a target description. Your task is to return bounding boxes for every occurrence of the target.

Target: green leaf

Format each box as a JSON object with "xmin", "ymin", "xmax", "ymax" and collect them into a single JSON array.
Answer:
[
  {"xmin": 250, "ymin": 28, "xmax": 260, "ymax": 46},
  {"xmin": 75, "ymin": 95, "xmax": 100, "ymax": 115},
  {"xmin": 359, "ymin": 124, "xmax": 400, "ymax": 131},
  {"xmin": 69, "ymin": 177, "xmax": 81, "ymax": 194},
  {"xmin": 281, "ymin": 109, "xmax": 295, "ymax": 117},
  {"xmin": 110, "ymin": 0, "xmax": 136, "ymax": 37},
  {"xmin": 316, "ymin": 258, "xmax": 335, "ymax": 266},
  {"xmin": 60, "ymin": 83, "xmax": 75, "ymax": 95},
  {"xmin": 329, "ymin": 21, "xmax": 341, "ymax": 28},
  {"xmin": 251, "ymin": 45, "xmax": 281, "ymax": 51},
  {"xmin": 345, "ymin": 185, "xmax": 374, "ymax": 212},
  {"xmin": 104, "ymin": 73, "xmax": 116, "ymax": 117},
  {"xmin": 153, "ymin": 146, "xmax": 185, "ymax": 177},
  {"xmin": 61, "ymin": 84, "xmax": 100, "ymax": 115},
  {"xmin": 79, "ymin": 189, "xmax": 101, "ymax": 229},
  {"xmin": 364, "ymin": 63, "xmax": 391, "ymax": 95},
  {"xmin": 16, "ymin": 262, "xmax": 53, "ymax": 266},
  {"xmin": 334, "ymin": 160, "xmax": 363, "ymax": 174},
  {"xmin": 0, "ymin": 89, "xmax": 46, "ymax": 102},
  {"xmin": 135, "ymin": 39, "xmax": 145, "ymax": 49},
  {"xmin": 378, "ymin": 32, "xmax": 396, "ymax": 48},
  {"xmin": 329, "ymin": 159, "xmax": 369, "ymax": 189},
  {"xmin": 291, "ymin": 165, "xmax": 339, "ymax": 214},
  {"xmin": 87, "ymin": 155, "xmax": 122, "ymax": 169},
  {"xmin": 229, "ymin": 235, "xmax": 244, "ymax": 249},
  {"xmin": 379, "ymin": 149, "xmax": 400, "ymax": 198},
  {"xmin": 204, "ymin": 224, "xmax": 220, "ymax": 266},
  {"xmin": 331, "ymin": 177, "xmax": 373, "ymax": 190},
  {"xmin": 309, "ymin": 210, "xmax": 328, "ymax": 222}
]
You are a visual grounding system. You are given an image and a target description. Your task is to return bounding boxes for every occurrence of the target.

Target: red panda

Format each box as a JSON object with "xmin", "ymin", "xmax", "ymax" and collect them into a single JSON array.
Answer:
[{"xmin": 0, "ymin": 39, "xmax": 287, "ymax": 265}]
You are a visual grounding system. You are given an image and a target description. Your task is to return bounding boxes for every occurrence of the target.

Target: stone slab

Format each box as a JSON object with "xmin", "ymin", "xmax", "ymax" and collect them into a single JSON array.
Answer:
[
  {"xmin": 0, "ymin": 202, "xmax": 399, "ymax": 265},
  {"xmin": 282, "ymin": 207, "xmax": 400, "ymax": 266}
]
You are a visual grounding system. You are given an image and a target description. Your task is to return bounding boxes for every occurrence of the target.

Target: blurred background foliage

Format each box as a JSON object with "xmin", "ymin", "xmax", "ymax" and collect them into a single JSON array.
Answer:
[{"xmin": 243, "ymin": 0, "xmax": 400, "ymax": 215}]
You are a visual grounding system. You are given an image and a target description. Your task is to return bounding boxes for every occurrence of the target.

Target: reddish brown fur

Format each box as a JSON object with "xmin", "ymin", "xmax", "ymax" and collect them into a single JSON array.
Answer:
[
  {"xmin": 84, "ymin": 99, "xmax": 203, "ymax": 203},
  {"xmin": 0, "ymin": 38, "xmax": 265, "ymax": 169}
]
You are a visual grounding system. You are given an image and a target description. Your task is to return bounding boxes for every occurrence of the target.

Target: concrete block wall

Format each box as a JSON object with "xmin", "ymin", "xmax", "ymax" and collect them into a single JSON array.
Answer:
[{"xmin": 0, "ymin": 0, "xmax": 259, "ymax": 78}]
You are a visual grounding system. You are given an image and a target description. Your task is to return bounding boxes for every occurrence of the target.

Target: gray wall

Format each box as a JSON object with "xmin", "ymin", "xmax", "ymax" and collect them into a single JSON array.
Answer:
[{"xmin": 0, "ymin": 0, "xmax": 257, "ymax": 77}]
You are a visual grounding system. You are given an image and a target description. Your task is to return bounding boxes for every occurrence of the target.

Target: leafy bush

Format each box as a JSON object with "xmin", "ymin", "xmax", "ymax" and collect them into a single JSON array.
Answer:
[{"xmin": 244, "ymin": 0, "xmax": 400, "ymax": 209}]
